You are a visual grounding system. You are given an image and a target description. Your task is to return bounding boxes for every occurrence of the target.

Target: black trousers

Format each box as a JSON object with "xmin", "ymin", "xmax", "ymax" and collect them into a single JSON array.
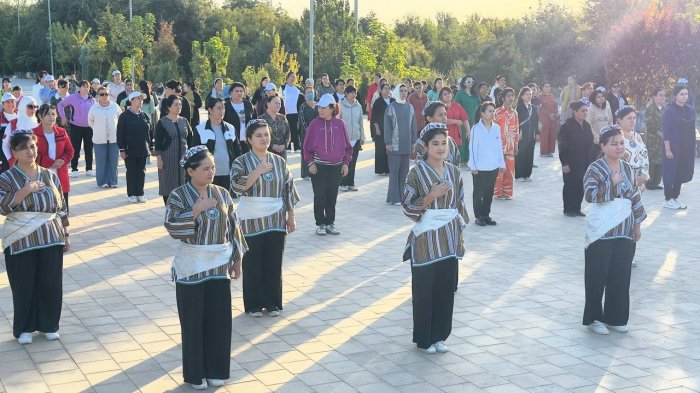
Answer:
[
  {"xmin": 563, "ymin": 173, "xmax": 584, "ymax": 213},
  {"xmin": 472, "ymin": 169, "xmax": 498, "ymax": 219},
  {"xmin": 515, "ymin": 138, "xmax": 536, "ymax": 179},
  {"xmin": 340, "ymin": 141, "xmax": 361, "ymax": 187},
  {"xmin": 374, "ymin": 138, "xmax": 389, "ymax": 174},
  {"xmin": 124, "ymin": 156, "xmax": 146, "ymax": 197},
  {"xmin": 176, "ymin": 279, "xmax": 231, "ymax": 384},
  {"xmin": 242, "ymin": 232, "xmax": 286, "ymax": 313},
  {"xmin": 583, "ymin": 238, "xmax": 634, "ymax": 326},
  {"xmin": 310, "ymin": 164, "xmax": 342, "ymax": 226},
  {"xmin": 69, "ymin": 125, "xmax": 94, "ymax": 171},
  {"xmin": 213, "ymin": 175, "xmax": 230, "ymax": 193},
  {"xmin": 5, "ymin": 246, "xmax": 63, "ymax": 338},
  {"xmin": 63, "ymin": 192, "xmax": 69, "ymax": 215},
  {"xmin": 286, "ymin": 114, "xmax": 300, "ymax": 150},
  {"xmin": 646, "ymin": 163, "xmax": 662, "ymax": 188},
  {"xmin": 412, "ymin": 258, "xmax": 457, "ymax": 349},
  {"xmin": 664, "ymin": 173, "xmax": 683, "ymax": 200}
]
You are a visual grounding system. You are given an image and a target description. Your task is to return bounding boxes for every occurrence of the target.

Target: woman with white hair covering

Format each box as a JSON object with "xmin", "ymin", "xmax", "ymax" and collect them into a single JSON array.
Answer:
[
  {"xmin": 3, "ymin": 96, "xmax": 39, "ymax": 166},
  {"xmin": 384, "ymin": 84, "xmax": 417, "ymax": 205}
]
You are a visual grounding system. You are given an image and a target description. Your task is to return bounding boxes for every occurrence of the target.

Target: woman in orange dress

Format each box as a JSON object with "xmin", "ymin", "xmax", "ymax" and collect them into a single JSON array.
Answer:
[{"xmin": 493, "ymin": 88, "xmax": 519, "ymax": 199}]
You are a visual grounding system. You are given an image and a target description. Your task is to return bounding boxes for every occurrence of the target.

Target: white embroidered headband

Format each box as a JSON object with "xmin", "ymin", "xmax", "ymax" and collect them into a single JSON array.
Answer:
[{"xmin": 419, "ymin": 122, "xmax": 448, "ymax": 137}]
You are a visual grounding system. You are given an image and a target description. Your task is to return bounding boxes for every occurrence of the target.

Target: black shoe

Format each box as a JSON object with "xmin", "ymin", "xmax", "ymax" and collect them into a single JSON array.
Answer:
[
  {"xmin": 576, "ymin": 211, "xmax": 586, "ymax": 217},
  {"xmin": 533, "ymin": 164, "xmax": 538, "ymax": 168},
  {"xmin": 475, "ymin": 218, "xmax": 487, "ymax": 226},
  {"xmin": 564, "ymin": 211, "xmax": 578, "ymax": 217},
  {"xmin": 484, "ymin": 217, "xmax": 497, "ymax": 225}
]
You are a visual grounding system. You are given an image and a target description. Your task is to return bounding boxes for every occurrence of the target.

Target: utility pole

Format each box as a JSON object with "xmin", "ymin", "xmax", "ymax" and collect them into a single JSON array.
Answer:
[
  {"xmin": 309, "ymin": 0, "xmax": 314, "ymax": 82},
  {"xmin": 48, "ymin": 0, "xmax": 54, "ymax": 75},
  {"xmin": 17, "ymin": 0, "xmax": 20, "ymax": 33},
  {"xmin": 355, "ymin": 0, "xmax": 359, "ymax": 33},
  {"xmin": 129, "ymin": 0, "xmax": 135, "ymax": 81}
]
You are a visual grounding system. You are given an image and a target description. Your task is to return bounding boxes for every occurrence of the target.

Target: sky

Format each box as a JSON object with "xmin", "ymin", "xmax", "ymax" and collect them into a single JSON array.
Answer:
[{"xmin": 266, "ymin": 0, "xmax": 585, "ymax": 23}]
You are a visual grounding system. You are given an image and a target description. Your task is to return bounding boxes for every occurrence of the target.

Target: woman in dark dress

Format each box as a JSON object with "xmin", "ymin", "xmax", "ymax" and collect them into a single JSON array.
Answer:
[
  {"xmin": 297, "ymin": 86, "xmax": 318, "ymax": 180},
  {"xmin": 155, "ymin": 95, "xmax": 193, "ymax": 205},
  {"xmin": 662, "ymin": 85, "xmax": 696, "ymax": 210},
  {"xmin": 515, "ymin": 87, "xmax": 540, "ymax": 181},
  {"xmin": 559, "ymin": 101, "xmax": 595, "ymax": 217},
  {"xmin": 371, "ymin": 83, "xmax": 394, "ymax": 175}
]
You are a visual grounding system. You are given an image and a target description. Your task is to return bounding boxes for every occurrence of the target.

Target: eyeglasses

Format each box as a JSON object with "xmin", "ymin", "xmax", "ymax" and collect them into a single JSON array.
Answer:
[{"xmin": 98, "ymin": 93, "xmax": 108, "ymax": 97}]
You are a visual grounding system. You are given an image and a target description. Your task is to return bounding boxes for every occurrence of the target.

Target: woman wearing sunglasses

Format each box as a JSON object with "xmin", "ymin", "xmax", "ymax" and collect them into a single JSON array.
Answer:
[
  {"xmin": 2, "ymin": 96, "xmax": 39, "ymax": 167},
  {"xmin": 88, "ymin": 87, "xmax": 122, "ymax": 188}
]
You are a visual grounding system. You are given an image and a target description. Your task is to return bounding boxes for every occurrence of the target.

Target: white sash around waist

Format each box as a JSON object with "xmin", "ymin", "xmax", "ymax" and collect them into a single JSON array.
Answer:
[
  {"xmin": 237, "ymin": 196, "xmax": 283, "ymax": 220},
  {"xmin": 2, "ymin": 212, "xmax": 57, "ymax": 249},
  {"xmin": 584, "ymin": 198, "xmax": 631, "ymax": 248},
  {"xmin": 172, "ymin": 242, "xmax": 232, "ymax": 279},
  {"xmin": 412, "ymin": 209, "xmax": 465, "ymax": 237}
]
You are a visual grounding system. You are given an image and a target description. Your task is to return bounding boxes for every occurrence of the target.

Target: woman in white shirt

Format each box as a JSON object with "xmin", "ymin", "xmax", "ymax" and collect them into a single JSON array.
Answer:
[
  {"xmin": 88, "ymin": 87, "xmax": 122, "ymax": 188},
  {"xmin": 282, "ymin": 71, "xmax": 302, "ymax": 151},
  {"xmin": 468, "ymin": 101, "xmax": 506, "ymax": 226}
]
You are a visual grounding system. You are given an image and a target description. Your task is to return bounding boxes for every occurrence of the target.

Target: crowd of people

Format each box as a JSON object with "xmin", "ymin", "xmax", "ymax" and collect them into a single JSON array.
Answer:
[{"xmin": 0, "ymin": 66, "xmax": 696, "ymax": 388}]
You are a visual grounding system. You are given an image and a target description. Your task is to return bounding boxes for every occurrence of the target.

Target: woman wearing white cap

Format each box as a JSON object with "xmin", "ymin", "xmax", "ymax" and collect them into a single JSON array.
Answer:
[
  {"xmin": 117, "ymin": 91, "xmax": 153, "ymax": 203},
  {"xmin": 302, "ymin": 94, "xmax": 352, "ymax": 235},
  {"xmin": 108, "ymin": 70, "xmax": 125, "ymax": 102},
  {"xmin": 88, "ymin": 86, "xmax": 122, "ymax": 188}
]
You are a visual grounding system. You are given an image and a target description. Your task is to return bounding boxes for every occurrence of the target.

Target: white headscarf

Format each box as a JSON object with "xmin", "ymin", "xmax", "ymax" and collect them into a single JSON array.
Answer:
[
  {"xmin": 392, "ymin": 84, "xmax": 407, "ymax": 104},
  {"xmin": 16, "ymin": 96, "xmax": 39, "ymax": 130}
]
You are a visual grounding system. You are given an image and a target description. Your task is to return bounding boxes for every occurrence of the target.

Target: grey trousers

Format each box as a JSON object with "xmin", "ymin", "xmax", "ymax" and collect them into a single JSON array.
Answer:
[{"xmin": 387, "ymin": 154, "xmax": 409, "ymax": 203}]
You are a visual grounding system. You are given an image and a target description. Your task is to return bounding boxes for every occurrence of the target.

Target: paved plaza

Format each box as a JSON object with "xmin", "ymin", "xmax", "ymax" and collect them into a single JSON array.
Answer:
[{"xmin": 1, "ymin": 125, "xmax": 699, "ymax": 392}]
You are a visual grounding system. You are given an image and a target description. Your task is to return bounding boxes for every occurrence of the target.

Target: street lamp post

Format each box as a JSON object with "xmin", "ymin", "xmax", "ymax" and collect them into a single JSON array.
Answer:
[
  {"xmin": 309, "ymin": 0, "xmax": 314, "ymax": 82},
  {"xmin": 48, "ymin": 0, "xmax": 54, "ymax": 75},
  {"xmin": 129, "ymin": 0, "xmax": 135, "ymax": 81},
  {"xmin": 355, "ymin": 0, "xmax": 358, "ymax": 33}
]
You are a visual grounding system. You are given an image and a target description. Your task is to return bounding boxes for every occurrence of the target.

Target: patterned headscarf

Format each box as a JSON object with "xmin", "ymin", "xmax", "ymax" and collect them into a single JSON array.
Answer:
[{"xmin": 180, "ymin": 145, "xmax": 209, "ymax": 168}]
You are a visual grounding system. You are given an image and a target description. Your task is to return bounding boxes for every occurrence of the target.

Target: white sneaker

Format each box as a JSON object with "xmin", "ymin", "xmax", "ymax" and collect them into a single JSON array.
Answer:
[
  {"xmin": 44, "ymin": 332, "xmax": 60, "ymax": 341},
  {"xmin": 137, "ymin": 196, "xmax": 147, "ymax": 203},
  {"xmin": 434, "ymin": 341, "xmax": 449, "ymax": 353},
  {"xmin": 267, "ymin": 308, "xmax": 280, "ymax": 317},
  {"xmin": 422, "ymin": 345, "xmax": 437, "ymax": 354},
  {"xmin": 664, "ymin": 199, "xmax": 680, "ymax": 209},
  {"xmin": 339, "ymin": 185, "xmax": 349, "ymax": 191},
  {"xmin": 316, "ymin": 225, "xmax": 327, "ymax": 236},
  {"xmin": 248, "ymin": 310, "xmax": 263, "ymax": 317},
  {"xmin": 191, "ymin": 379, "xmax": 208, "ymax": 390},
  {"xmin": 325, "ymin": 224, "xmax": 340, "ymax": 235},
  {"xmin": 17, "ymin": 332, "xmax": 32, "ymax": 344},
  {"xmin": 348, "ymin": 186, "xmax": 359, "ymax": 191},
  {"xmin": 207, "ymin": 379, "xmax": 225, "ymax": 387},
  {"xmin": 632, "ymin": 261, "xmax": 637, "ymax": 267},
  {"xmin": 85, "ymin": 170, "xmax": 96, "ymax": 176},
  {"xmin": 675, "ymin": 199, "xmax": 687, "ymax": 209},
  {"xmin": 127, "ymin": 196, "xmax": 138, "ymax": 203},
  {"xmin": 70, "ymin": 171, "xmax": 79, "ymax": 178},
  {"xmin": 587, "ymin": 320, "xmax": 610, "ymax": 335},
  {"xmin": 607, "ymin": 324, "xmax": 628, "ymax": 333},
  {"xmin": 100, "ymin": 184, "xmax": 109, "ymax": 189}
]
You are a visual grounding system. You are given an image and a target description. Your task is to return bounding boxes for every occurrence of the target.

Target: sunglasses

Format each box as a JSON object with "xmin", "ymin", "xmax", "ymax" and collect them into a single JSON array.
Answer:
[
  {"xmin": 466, "ymin": 80, "xmax": 475, "ymax": 83},
  {"xmin": 98, "ymin": 93, "xmax": 109, "ymax": 96},
  {"xmin": 26, "ymin": 105, "xmax": 38, "ymax": 109}
]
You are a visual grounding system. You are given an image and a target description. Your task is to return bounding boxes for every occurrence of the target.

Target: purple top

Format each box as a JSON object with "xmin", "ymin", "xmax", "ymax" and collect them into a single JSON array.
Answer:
[
  {"xmin": 303, "ymin": 117, "xmax": 352, "ymax": 166},
  {"xmin": 58, "ymin": 93, "xmax": 95, "ymax": 127}
]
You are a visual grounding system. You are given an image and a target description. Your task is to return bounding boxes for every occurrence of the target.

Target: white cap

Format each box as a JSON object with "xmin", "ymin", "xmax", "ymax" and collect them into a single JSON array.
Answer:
[
  {"xmin": 2, "ymin": 93, "xmax": 16, "ymax": 102},
  {"xmin": 127, "ymin": 91, "xmax": 145, "ymax": 101},
  {"xmin": 91, "ymin": 78, "xmax": 101, "ymax": 84},
  {"xmin": 112, "ymin": 70, "xmax": 121, "ymax": 76},
  {"xmin": 265, "ymin": 82, "xmax": 277, "ymax": 91},
  {"xmin": 678, "ymin": 77, "xmax": 689, "ymax": 84},
  {"xmin": 305, "ymin": 78, "xmax": 314, "ymax": 85},
  {"xmin": 44, "ymin": 75, "xmax": 55, "ymax": 82},
  {"xmin": 317, "ymin": 94, "xmax": 336, "ymax": 108}
]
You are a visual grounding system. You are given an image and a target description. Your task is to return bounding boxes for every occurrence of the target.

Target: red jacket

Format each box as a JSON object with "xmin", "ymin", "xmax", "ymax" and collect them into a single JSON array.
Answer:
[{"xmin": 33, "ymin": 125, "xmax": 75, "ymax": 193}]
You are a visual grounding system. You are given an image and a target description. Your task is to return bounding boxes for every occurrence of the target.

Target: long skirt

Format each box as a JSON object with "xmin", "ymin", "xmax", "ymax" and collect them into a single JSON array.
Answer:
[
  {"xmin": 242, "ymin": 232, "xmax": 286, "ymax": 313},
  {"xmin": 176, "ymin": 279, "xmax": 232, "ymax": 384},
  {"xmin": 5, "ymin": 245, "xmax": 63, "ymax": 338},
  {"xmin": 387, "ymin": 154, "xmax": 409, "ymax": 203},
  {"xmin": 515, "ymin": 138, "xmax": 536, "ymax": 179},
  {"xmin": 412, "ymin": 258, "xmax": 457, "ymax": 349},
  {"xmin": 583, "ymin": 238, "xmax": 634, "ymax": 326},
  {"xmin": 374, "ymin": 139, "xmax": 389, "ymax": 174}
]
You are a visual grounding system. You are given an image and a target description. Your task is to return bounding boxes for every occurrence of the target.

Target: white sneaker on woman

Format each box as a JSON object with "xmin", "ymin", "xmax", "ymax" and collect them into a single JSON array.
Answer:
[
  {"xmin": 434, "ymin": 341, "xmax": 449, "ymax": 353},
  {"xmin": 675, "ymin": 199, "xmax": 687, "ymax": 209},
  {"xmin": 664, "ymin": 199, "xmax": 680, "ymax": 209},
  {"xmin": 44, "ymin": 332, "xmax": 60, "ymax": 341},
  {"xmin": 137, "ymin": 196, "xmax": 147, "ymax": 203},
  {"xmin": 127, "ymin": 196, "xmax": 138, "ymax": 203},
  {"xmin": 587, "ymin": 320, "xmax": 610, "ymax": 335},
  {"xmin": 17, "ymin": 333, "xmax": 32, "ymax": 344},
  {"xmin": 191, "ymin": 379, "xmax": 208, "ymax": 390},
  {"xmin": 606, "ymin": 324, "xmax": 628, "ymax": 333},
  {"xmin": 422, "ymin": 344, "xmax": 437, "ymax": 354},
  {"xmin": 207, "ymin": 379, "xmax": 225, "ymax": 387}
]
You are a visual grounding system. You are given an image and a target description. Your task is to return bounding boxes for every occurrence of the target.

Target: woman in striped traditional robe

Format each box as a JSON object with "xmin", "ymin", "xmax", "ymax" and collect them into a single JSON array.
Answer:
[
  {"xmin": 402, "ymin": 125, "xmax": 469, "ymax": 354},
  {"xmin": 164, "ymin": 146, "xmax": 247, "ymax": 390},
  {"xmin": 230, "ymin": 119, "xmax": 299, "ymax": 317}
]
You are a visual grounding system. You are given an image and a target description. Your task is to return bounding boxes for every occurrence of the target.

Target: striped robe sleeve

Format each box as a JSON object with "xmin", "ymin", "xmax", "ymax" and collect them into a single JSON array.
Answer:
[
  {"xmin": 584, "ymin": 162, "xmax": 614, "ymax": 203},
  {"xmin": 402, "ymin": 167, "xmax": 425, "ymax": 223},
  {"xmin": 229, "ymin": 156, "xmax": 250, "ymax": 195},
  {"xmin": 164, "ymin": 191, "xmax": 196, "ymax": 241},
  {"xmin": 282, "ymin": 160, "xmax": 300, "ymax": 210}
]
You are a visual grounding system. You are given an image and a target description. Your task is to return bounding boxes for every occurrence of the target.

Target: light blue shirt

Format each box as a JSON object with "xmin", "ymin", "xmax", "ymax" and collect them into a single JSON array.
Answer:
[{"xmin": 468, "ymin": 120, "xmax": 506, "ymax": 171}]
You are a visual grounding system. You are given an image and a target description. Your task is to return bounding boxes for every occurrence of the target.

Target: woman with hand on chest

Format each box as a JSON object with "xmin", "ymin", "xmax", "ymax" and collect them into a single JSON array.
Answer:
[{"xmin": 230, "ymin": 120, "xmax": 299, "ymax": 317}]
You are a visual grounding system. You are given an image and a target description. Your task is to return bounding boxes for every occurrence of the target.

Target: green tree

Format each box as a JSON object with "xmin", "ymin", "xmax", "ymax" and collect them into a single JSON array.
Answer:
[
  {"xmin": 217, "ymin": 28, "xmax": 241, "ymax": 78},
  {"xmin": 203, "ymin": 36, "xmax": 231, "ymax": 79},
  {"xmin": 146, "ymin": 21, "xmax": 182, "ymax": 83},
  {"xmin": 190, "ymin": 40, "xmax": 212, "ymax": 87},
  {"xmin": 299, "ymin": 0, "xmax": 355, "ymax": 78},
  {"xmin": 51, "ymin": 21, "xmax": 91, "ymax": 75}
]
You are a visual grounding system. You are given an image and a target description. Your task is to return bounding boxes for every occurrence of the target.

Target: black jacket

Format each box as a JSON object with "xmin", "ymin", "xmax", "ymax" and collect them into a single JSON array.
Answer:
[
  {"xmin": 192, "ymin": 120, "xmax": 241, "ymax": 167},
  {"xmin": 117, "ymin": 109, "xmax": 153, "ymax": 157},
  {"xmin": 160, "ymin": 95, "xmax": 193, "ymax": 127},
  {"xmin": 606, "ymin": 92, "xmax": 629, "ymax": 122},
  {"xmin": 223, "ymin": 98, "xmax": 256, "ymax": 142},
  {"xmin": 558, "ymin": 117, "xmax": 595, "ymax": 178}
]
